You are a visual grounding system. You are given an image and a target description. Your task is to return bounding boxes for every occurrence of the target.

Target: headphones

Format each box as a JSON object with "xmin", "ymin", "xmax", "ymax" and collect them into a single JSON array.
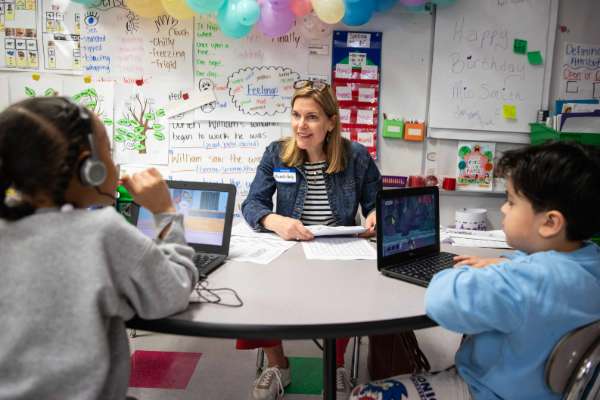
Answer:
[{"xmin": 76, "ymin": 104, "xmax": 107, "ymax": 187}]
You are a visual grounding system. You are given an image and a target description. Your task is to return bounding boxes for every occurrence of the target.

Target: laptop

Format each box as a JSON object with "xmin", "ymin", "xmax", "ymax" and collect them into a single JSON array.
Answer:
[
  {"xmin": 132, "ymin": 180, "xmax": 236, "ymax": 278},
  {"xmin": 376, "ymin": 186, "xmax": 456, "ymax": 287}
]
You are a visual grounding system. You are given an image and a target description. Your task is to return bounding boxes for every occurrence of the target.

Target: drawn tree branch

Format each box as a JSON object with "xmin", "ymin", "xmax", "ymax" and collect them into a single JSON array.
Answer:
[{"xmin": 113, "ymin": 93, "xmax": 166, "ymax": 155}]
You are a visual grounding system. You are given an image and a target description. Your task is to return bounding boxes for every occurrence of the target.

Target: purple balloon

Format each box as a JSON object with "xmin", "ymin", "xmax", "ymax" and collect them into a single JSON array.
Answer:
[
  {"xmin": 266, "ymin": 0, "xmax": 292, "ymax": 11},
  {"xmin": 257, "ymin": 3, "xmax": 295, "ymax": 37}
]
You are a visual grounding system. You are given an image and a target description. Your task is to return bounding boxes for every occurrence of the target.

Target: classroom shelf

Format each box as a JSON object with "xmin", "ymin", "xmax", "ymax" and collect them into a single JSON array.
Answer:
[{"xmin": 439, "ymin": 190, "xmax": 506, "ymax": 198}]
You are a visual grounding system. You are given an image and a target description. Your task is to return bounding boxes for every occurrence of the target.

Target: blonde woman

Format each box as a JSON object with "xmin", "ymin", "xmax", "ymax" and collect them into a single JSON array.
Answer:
[{"xmin": 240, "ymin": 80, "xmax": 382, "ymax": 400}]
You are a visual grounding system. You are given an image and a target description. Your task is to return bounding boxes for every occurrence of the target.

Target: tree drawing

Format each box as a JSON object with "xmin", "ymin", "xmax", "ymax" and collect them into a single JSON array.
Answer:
[
  {"xmin": 113, "ymin": 94, "xmax": 166, "ymax": 154},
  {"xmin": 72, "ymin": 87, "xmax": 114, "ymax": 127}
]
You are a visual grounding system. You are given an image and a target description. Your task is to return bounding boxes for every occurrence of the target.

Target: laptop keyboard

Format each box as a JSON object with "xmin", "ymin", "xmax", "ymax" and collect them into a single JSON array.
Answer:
[
  {"xmin": 386, "ymin": 252, "xmax": 456, "ymax": 287},
  {"xmin": 192, "ymin": 253, "xmax": 222, "ymax": 275}
]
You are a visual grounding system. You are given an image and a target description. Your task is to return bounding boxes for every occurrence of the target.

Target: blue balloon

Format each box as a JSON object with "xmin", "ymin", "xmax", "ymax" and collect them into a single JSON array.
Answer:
[
  {"xmin": 236, "ymin": 0, "xmax": 260, "ymax": 26},
  {"xmin": 187, "ymin": 0, "xmax": 226, "ymax": 13},
  {"xmin": 375, "ymin": 0, "xmax": 398, "ymax": 12},
  {"xmin": 342, "ymin": 0, "xmax": 375, "ymax": 26},
  {"xmin": 217, "ymin": 0, "xmax": 253, "ymax": 38}
]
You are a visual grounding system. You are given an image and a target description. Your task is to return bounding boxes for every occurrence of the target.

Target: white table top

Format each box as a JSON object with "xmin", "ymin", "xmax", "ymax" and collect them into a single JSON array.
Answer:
[{"xmin": 129, "ymin": 243, "xmax": 506, "ymax": 339}]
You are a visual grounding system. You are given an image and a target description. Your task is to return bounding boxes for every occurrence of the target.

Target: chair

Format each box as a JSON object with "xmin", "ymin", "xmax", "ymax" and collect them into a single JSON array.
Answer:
[{"xmin": 545, "ymin": 320, "xmax": 600, "ymax": 400}]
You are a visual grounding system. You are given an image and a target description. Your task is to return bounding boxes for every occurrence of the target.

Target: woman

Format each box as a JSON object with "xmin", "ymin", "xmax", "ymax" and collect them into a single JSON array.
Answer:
[{"xmin": 239, "ymin": 80, "xmax": 382, "ymax": 400}]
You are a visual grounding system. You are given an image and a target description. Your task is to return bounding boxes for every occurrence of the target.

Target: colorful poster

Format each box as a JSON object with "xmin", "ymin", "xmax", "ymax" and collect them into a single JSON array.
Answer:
[
  {"xmin": 0, "ymin": 0, "xmax": 39, "ymax": 70},
  {"xmin": 80, "ymin": 2, "xmax": 193, "ymax": 83},
  {"xmin": 456, "ymin": 141, "xmax": 495, "ymax": 191},
  {"xmin": 63, "ymin": 77, "xmax": 114, "ymax": 148},
  {"xmin": 8, "ymin": 72, "xmax": 63, "ymax": 102},
  {"xmin": 558, "ymin": 42, "xmax": 600, "ymax": 100},
  {"xmin": 41, "ymin": 0, "xmax": 85, "ymax": 72}
]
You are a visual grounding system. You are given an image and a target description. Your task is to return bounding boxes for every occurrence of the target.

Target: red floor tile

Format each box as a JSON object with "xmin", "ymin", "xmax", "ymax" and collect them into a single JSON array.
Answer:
[{"xmin": 129, "ymin": 350, "xmax": 202, "ymax": 389}]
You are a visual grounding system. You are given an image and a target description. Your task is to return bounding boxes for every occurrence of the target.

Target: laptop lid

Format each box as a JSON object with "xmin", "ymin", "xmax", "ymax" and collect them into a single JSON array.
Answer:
[
  {"xmin": 131, "ymin": 180, "xmax": 236, "ymax": 256},
  {"xmin": 376, "ymin": 186, "xmax": 441, "ymax": 271}
]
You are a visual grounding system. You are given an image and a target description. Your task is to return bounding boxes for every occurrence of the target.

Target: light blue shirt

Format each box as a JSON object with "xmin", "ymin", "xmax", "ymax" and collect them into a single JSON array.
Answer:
[{"xmin": 426, "ymin": 243, "xmax": 600, "ymax": 400}]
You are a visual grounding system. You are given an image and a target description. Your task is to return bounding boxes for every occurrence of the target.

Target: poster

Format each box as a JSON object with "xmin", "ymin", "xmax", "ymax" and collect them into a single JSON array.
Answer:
[{"xmin": 456, "ymin": 141, "xmax": 495, "ymax": 191}]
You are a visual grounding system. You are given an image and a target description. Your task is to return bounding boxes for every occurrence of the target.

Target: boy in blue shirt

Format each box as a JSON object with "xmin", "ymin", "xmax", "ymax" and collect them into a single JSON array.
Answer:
[{"xmin": 350, "ymin": 141, "xmax": 600, "ymax": 400}]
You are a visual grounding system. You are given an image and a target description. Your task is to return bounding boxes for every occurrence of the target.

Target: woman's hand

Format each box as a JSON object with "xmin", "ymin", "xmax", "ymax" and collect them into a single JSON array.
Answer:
[
  {"xmin": 261, "ymin": 214, "xmax": 314, "ymax": 241},
  {"xmin": 358, "ymin": 211, "xmax": 377, "ymax": 238},
  {"xmin": 453, "ymin": 255, "xmax": 507, "ymax": 269},
  {"xmin": 120, "ymin": 168, "xmax": 175, "ymax": 214}
]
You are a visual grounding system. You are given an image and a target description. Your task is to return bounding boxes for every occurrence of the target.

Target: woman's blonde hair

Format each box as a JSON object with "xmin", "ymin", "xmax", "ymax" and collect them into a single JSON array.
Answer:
[{"xmin": 280, "ymin": 84, "xmax": 346, "ymax": 174}]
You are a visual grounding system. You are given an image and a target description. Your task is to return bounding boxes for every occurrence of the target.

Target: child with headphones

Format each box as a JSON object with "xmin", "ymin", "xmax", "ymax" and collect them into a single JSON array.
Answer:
[{"xmin": 0, "ymin": 97, "xmax": 199, "ymax": 399}]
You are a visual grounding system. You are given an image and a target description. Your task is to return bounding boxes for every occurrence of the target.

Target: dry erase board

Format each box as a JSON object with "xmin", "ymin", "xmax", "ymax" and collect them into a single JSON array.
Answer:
[{"xmin": 429, "ymin": 0, "xmax": 555, "ymax": 134}]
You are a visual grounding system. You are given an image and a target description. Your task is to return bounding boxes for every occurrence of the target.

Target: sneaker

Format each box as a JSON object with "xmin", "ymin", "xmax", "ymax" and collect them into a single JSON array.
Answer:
[
  {"xmin": 251, "ymin": 366, "xmax": 291, "ymax": 400},
  {"xmin": 336, "ymin": 367, "xmax": 351, "ymax": 399}
]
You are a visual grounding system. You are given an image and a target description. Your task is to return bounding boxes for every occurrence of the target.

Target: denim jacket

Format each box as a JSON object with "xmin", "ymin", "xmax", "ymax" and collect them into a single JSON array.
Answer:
[{"xmin": 241, "ymin": 139, "xmax": 382, "ymax": 229}]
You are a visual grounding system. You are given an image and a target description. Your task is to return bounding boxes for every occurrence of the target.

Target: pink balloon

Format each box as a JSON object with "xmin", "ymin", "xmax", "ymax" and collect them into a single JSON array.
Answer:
[
  {"xmin": 257, "ymin": 3, "xmax": 295, "ymax": 37},
  {"xmin": 290, "ymin": 0, "xmax": 312, "ymax": 16},
  {"xmin": 399, "ymin": 0, "xmax": 426, "ymax": 5}
]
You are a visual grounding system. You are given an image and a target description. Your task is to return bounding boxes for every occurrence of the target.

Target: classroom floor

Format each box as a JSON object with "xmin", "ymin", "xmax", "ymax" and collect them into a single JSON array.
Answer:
[{"xmin": 126, "ymin": 327, "xmax": 461, "ymax": 400}]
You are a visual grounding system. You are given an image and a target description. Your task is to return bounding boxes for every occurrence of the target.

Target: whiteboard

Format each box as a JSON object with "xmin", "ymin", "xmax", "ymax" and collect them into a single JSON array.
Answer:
[{"xmin": 429, "ymin": 0, "xmax": 554, "ymax": 133}]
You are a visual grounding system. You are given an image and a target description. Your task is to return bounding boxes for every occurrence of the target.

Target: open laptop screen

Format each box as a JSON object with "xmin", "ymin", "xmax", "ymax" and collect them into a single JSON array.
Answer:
[
  {"xmin": 136, "ymin": 188, "xmax": 230, "ymax": 246},
  {"xmin": 380, "ymin": 192, "xmax": 437, "ymax": 257}
]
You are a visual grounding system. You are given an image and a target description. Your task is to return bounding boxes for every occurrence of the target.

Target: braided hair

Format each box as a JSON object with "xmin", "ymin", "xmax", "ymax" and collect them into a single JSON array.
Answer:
[{"xmin": 0, "ymin": 97, "xmax": 94, "ymax": 221}]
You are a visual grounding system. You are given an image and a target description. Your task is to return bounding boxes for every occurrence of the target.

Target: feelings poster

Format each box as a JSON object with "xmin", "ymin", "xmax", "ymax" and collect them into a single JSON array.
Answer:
[{"xmin": 456, "ymin": 141, "xmax": 495, "ymax": 191}]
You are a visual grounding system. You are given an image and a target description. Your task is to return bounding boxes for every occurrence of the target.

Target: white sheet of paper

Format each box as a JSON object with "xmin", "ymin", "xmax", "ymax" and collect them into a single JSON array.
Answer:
[
  {"xmin": 451, "ymin": 237, "xmax": 511, "ymax": 249},
  {"xmin": 306, "ymin": 225, "xmax": 366, "ymax": 237},
  {"xmin": 228, "ymin": 236, "xmax": 295, "ymax": 264},
  {"xmin": 231, "ymin": 220, "xmax": 284, "ymax": 241},
  {"xmin": 302, "ymin": 237, "xmax": 376, "ymax": 260}
]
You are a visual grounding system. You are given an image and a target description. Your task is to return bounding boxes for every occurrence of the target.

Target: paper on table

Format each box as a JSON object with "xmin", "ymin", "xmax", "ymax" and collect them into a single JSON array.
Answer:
[
  {"xmin": 228, "ymin": 236, "xmax": 295, "ymax": 264},
  {"xmin": 302, "ymin": 237, "xmax": 376, "ymax": 260},
  {"xmin": 231, "ymin": 220, "xmax": 284, "ymax": 241},
  {"xmin": 451, "ymin": 237, "xmax": 512, "ymax": 249},
  {"xmin": 306, "ymin": 225, "xmax": 367, "ymax": 237}
]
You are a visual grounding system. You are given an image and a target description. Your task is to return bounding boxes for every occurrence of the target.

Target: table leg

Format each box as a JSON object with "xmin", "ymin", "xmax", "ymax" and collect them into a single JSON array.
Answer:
[{"xmin": 323, "ymin": 338, "xmax": 337, "ymax": 400}]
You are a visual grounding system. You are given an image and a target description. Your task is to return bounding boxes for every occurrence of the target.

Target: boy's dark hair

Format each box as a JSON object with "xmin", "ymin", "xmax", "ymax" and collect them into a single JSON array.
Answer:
[
  {"xmin": 496, "ymin": 141, "xmax": 600, "ymax": 241},
  {"xmin": 0, "ymin": 97, "xmax": 94, "ymax": 221}
]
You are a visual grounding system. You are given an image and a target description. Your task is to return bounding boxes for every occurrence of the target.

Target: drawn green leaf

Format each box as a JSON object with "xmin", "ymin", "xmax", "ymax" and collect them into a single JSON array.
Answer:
[
  {"xmin": 152, "ymin": 124, "xmax": 163, "ymax": 131},
  {"xmin": 87, "ymin": 88, "xmax": 98, "ymax": 97},
  {"xmin": 153, "ymin": 131, "xmax": 165, "ymax": 141},
  {"xmin": 87, "ymin": 102, "xmax": 97, "ymax": 110},
  {"xmin": 103, "ymin": 118, "xmax": 113, "ymax": 126},
  {"xmin": 116, "ymin": 127, "xmax": 129, "ymax": 136},
  {"xmin": 144, "ymin": 113, "xmax": 155, "ymax": 121},
  {"xmin": 117, "ymin": 118, "xmax": 130, "ymax": 126},
  {"xmin": 25, "ymin": 87, "xmax": 36, "ymax": 97},
  {"xmin": 134, "ymin": 143, "xmax": 146, "ymax": 151},
  {"xmin": 114, "ymin": 134, "xmax": 126, "ymax": 142},
  {"xmin": 126, "ymin": 132, "xmax": 137, "ymax": 141},
  {"xmin": 155, "ymin": 109, "xmax": 166, "ymax": 117},
  {"xmin": 72, "ymin": 93, "xmax": 83, "ymax": 102},
  {"xmin": 134, "ymin": 134, "xmax": 145, "ymax": 142},
  {"xmin": 43, "ymin": 88, "xmax": 56, "ymax": 97},
  {"xmin": 134, "ymin": 126, "xmax": 145, "ymax": 134}
]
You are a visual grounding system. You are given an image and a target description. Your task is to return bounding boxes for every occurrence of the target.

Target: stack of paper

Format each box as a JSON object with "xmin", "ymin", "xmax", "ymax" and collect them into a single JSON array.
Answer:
[{"xmin": 443, "ymin": 228, "xmax": 511, "ymax": 249}]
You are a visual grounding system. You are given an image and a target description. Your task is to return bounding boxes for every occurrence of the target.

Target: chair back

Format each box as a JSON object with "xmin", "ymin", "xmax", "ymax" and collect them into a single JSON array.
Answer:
[{"xmin": 545, "ymin": 320, "xmax": 600, "ymax": 400}]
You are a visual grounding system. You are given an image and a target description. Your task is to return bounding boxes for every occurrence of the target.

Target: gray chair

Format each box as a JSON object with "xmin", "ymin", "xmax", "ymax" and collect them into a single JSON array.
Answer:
[{"xmin": 545, "ymin": 320, "xmax": 600, "ymax": 400}]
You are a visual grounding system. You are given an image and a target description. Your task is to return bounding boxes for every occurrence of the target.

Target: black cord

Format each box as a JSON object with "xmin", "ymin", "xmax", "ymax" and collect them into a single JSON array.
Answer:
[{"xmin": 193, "ymin": 278, "xmax": 244, "ymax": 308}]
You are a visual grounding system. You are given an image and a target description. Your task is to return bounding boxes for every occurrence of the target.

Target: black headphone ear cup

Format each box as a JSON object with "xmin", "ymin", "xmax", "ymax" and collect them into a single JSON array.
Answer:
[{"xmin": 79, "ymin": 156, "xmax": 107, "ymax": 187}]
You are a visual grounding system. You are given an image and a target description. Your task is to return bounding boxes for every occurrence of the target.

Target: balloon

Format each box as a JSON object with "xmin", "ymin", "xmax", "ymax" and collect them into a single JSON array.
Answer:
[
  {"xmin": 342, "ymin": 0, "xmax": 374, "ymax": 26},
  {"xmin": 126, "ymin": 0, "xmax": 167, "ymax": 17},
  {"xmin": 257, "ymin": 2, "xmax": 294, "ymax": 37},
  {"xmin": 236, "ymin": 0, "xmax": 261, "ymax": 25},
  {"xmin": 375, "ymin": 0, "xmax": 397, "ymax": 12},
  {"xmin": 311, "ymin": 0, "xmax": 345, "ymax": 24},
  {"xmin": 430, "ymin": 0, "xmax": 456, "ymax": 6},
  {"xmin": 398, "ymin": 0, "xmax": 426, "ymax": 5},
  {"xmin": 187, "ymin": 0, "xmax": 226, "ymax": 13},
  {"xmin": 266, "ymin": 0, "xmax": 291, "ymax": 11},
  {"xmin": 217, "ymin": 0, "xmax": 253, "ymax": 37},
  {"xmin": 161, "ymin": 0, "xmax": 196, "ymax": 19},
  {"xmin": 290, "ymin": 0, "xmax": 312, "ymax": 16}
]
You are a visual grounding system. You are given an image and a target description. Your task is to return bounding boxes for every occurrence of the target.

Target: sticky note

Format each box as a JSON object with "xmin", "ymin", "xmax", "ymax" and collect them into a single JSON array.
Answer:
[
  {"xmin": 83, "ymin": 75, "xmax": 92, "ymax": 83},
  {"xmin": 31, "ymin": 73, "xmax": 40, "ymax": 81},
  {"xmin": 513, "ymin": 39, "xmax": 527, "ymax": 54},
  {"xmin": 503, "ymin": 104, "xmax": 517, "ymax": 120},
  {"xmin": 527, "ymin": 51, "xmax": 543, "ymax": 65}
]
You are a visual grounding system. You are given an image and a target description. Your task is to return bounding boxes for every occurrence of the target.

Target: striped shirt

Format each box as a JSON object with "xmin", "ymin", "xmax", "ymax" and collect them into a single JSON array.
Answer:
[{"xmin": 301, "ymin": 161, "xmax": 335, "ymax": 226}]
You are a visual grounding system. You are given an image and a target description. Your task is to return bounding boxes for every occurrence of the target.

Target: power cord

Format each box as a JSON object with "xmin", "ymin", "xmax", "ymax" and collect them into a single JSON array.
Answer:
[{"xmin": 193, "ymin": 278, "xmax": 244, "ymax": 308}]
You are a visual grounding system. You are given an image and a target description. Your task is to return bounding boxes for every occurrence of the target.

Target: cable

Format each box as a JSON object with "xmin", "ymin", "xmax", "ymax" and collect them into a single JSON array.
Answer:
[{"xmin": 193, "ymin": 278, "xmax": 244, "ymax": 308}]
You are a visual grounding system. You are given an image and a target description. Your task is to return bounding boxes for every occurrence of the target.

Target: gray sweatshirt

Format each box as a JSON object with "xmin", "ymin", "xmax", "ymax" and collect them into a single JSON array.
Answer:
[{"xmin": 0, "ymin": 207, "xmax": 198, "ymax": 400}]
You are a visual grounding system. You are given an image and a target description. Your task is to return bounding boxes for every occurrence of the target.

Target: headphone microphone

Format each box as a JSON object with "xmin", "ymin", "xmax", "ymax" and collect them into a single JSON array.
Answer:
[{"xmin": 76, "ymin": 104, "xmax": 116, "ymax": 203}]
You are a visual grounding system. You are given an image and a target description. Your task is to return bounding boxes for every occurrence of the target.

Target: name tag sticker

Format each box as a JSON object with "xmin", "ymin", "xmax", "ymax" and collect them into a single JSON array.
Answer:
[{"xmin": 274, "ymin": 168, "xmax": 296, "ymax": 183}]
